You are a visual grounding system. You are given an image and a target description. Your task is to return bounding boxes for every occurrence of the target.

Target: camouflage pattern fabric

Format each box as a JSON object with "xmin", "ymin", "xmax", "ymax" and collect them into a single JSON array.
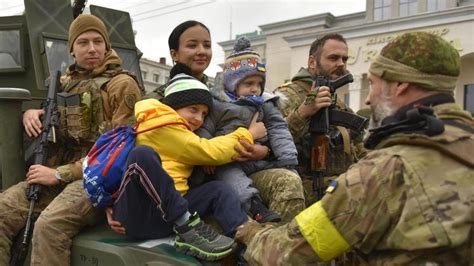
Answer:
[
  {"xmin": 275, "ymin": 68, "xmax": 366, "ymax": 205},
  {"xmin": 369, "ymin": 32, "xmax": 460, "ymax": 92},
  {"xmin": 381, "ymin": 31, "xmax": 460, "ymax": 77},
  {"xmin": 0, "ymin": 55, "xmax": 141, "ymax": 265},
  {"xmin": 0, "ymin": 181, "xmax": 63, "ymax": 266},
  {"xmin": 31, "ymin": 180, "xmax": 102, "ymax": 265},
  {"xmin": 249, "ymin": 168, "xmax": 305, "ymax": 222},
  {"xmin": 240, "ymin": 102, "xmax": 474, "ymax": 265}
]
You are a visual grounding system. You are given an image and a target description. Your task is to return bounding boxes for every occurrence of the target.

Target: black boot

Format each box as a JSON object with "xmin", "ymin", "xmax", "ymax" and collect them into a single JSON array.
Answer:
[{"xmin": 248, "ymin": 196, "xmax": 281, "ymax": 223}]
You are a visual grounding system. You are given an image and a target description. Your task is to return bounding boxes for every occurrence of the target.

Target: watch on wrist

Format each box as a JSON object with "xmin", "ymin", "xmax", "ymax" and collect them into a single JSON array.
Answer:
[{"xmin": 55, "ymin": 170, "xmax": 62, "ymax": 181}]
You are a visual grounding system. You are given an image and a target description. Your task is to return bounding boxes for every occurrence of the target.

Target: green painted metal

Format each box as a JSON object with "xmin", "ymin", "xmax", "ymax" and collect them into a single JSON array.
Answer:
[
  {"xmin": 0, "ymin": 1, "xmax": 201, "ymax": 265},
  {"xmin": 0, "ymin": 88, "xmax": 31, "ymax": 190}
]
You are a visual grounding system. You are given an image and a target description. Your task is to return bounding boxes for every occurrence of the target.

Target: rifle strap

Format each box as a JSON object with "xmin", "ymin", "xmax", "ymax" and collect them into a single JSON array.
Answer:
[{"xmin": 336, "ymin": 126, "xmax": 351, "ymax": 155}]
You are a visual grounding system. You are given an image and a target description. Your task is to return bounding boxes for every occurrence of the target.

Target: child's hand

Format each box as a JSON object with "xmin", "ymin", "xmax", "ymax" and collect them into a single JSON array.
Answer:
[
  {"xmin": 248, "ymin": 112, "xmax": 267, "ymax": 140},
  {"xmin": 203, "ymin": 165, "xmax": 216, "ymax": 175},
  {"xmin": 105, "ymin": 207, "xmax": 126, "ymax": 235}
]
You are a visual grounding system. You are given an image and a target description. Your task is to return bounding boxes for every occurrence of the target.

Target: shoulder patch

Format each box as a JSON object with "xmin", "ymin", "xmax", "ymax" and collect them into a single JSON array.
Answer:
[
  {"xmin": 124, "ymin": 94, "xmax": 137, "ymax": 110},
  {"xmin": 326, "ymin": 180, "xmax": 338, "ymax": 193}
]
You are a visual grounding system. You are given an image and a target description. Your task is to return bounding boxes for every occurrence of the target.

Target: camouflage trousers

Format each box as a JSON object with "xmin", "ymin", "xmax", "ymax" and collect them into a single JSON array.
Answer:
[
  {"xmin": 0, "ymin": 180, "xmax": 102, "ymax": 266},
  {"xmin": 249, "ymin": 168, "xmax": 305, "ymax": 222}
]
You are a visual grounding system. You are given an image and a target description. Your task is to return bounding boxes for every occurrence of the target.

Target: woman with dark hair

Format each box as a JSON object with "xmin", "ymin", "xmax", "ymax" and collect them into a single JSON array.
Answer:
[
  {"xmin": 146, "ymin": 20, "xmax": 212, "ymax": 99},
  {"xmin": 110, "ymin": 63, "xmax": 267, "ymax": 261},
  {"xmin": 145, "ymin": 20, "xmax": 305, "ymax": 221}
]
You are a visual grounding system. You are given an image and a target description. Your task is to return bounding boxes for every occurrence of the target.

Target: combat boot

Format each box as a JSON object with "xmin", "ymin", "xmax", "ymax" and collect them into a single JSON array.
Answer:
[
  {"xmin": 249, "ymin": 196, "xmax": 281, "ymax": 223},
  {"xmin": 174, "ymin": 212, "xmax": 236, "ymax": 261}
]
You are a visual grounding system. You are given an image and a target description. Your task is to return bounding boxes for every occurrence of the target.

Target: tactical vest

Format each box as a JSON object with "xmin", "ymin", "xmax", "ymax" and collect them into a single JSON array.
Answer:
[
  {"xmin": 374, "ymin": 125, "xmax": 473, "ymax": 261},
  {"xmin": 278, "ymin": 81, "xmax": 365, "ymax": 177},
  {"xmin": 57, "ymin": 70, "xmax": 137, "ymax": 146}
]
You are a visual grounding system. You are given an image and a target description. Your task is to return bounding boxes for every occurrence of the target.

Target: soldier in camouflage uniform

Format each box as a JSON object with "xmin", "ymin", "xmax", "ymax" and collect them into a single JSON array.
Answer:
[
  {"xmin": 235, "ymin": 32, "xmax": 474, "ymax": 265},
  {"xmin": 145, "ymin": 20, "xmax": 305, "ymax": 222},
  {"xmin": 274, "ymin": 33, "xmax": 366, "ymax": 205},
  {"xmin": 0, "ymin": 14, "xmax": 142, "ymax": 265}
]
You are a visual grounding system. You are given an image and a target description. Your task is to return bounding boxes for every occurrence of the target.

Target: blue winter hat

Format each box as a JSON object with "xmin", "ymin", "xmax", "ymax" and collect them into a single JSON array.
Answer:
[{"xmin": 223, "ymin": 37, "xmax": 266, "ymax": 95}]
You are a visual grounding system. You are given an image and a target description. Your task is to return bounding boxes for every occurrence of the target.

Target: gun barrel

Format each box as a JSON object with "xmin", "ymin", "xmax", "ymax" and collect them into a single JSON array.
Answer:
[{"xmin": 330, "ymin": 73, "xmax": 354, "ymax": 91}]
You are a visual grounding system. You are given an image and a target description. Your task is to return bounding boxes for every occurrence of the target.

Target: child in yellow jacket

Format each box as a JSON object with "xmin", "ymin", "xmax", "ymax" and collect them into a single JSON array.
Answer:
[{"xmin": 112, "ymin": 64, "xmax": 266, "ymax": 261}]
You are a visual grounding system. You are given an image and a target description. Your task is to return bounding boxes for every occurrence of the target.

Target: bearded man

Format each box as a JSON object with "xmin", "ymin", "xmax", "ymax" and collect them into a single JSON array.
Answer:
[{"xmin": 236, "ymin": 31, "xmax": 474, "ymax": 265}]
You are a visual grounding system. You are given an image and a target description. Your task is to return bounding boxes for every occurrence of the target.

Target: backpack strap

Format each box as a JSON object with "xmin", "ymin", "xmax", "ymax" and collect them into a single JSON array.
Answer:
[{"xmin": 134, "ymin": 121, "xmax": 190, "ymax": 135}]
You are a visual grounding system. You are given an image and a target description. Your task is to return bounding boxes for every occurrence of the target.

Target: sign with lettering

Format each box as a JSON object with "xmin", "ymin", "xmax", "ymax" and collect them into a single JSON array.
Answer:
[{"xmin": 347, "ymin": 27, "xmax": 463, "ymax": 65}]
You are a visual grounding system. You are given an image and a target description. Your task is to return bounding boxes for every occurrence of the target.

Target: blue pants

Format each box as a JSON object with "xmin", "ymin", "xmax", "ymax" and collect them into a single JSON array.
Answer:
[{"xmin": 113, "ymin": 145, "xmax": 247, "ymax": 239}]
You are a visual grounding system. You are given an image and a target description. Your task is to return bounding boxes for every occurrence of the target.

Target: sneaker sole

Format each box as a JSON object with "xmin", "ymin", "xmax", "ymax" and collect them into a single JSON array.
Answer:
[{"xmin": 175, "ymin": 242, "xmax": 235, "ymax": 261}]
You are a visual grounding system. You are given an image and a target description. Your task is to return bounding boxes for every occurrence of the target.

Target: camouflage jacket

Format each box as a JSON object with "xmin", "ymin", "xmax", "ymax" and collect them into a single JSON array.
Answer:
[
  {"xmin": 244, "ymin": 100, "xmax": 474, "ymax": 265},
  {"xmin": 274, "ymin": 67, "xmax": 366, "ymax": 178},
  {"xmin": 51, "ymin": 50, "xmax": 142, "ymax": 183}
]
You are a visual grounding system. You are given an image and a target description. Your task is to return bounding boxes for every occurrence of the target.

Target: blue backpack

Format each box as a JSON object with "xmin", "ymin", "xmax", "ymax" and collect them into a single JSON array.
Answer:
[
  {"xmin": 83, "ymin": 126, "xmax": 136, "ymax": 209},
  {"xmin": 83, "ymin": 121, "xmax": 188, "ymax": 209}
]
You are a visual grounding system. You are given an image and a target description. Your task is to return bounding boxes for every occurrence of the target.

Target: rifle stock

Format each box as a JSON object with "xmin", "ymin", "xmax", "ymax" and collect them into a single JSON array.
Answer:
[
  {"xmin": 10, "ymin": 71, "xmax": 61, "ymax": 266},
  {"xmin": 310, "ymin": 73, "xmax": 353, "ymax": 200}
]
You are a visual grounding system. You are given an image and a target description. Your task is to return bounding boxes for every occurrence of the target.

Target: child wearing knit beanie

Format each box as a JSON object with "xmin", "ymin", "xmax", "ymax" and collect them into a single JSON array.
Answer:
[
  {"xmin": 195, "ymin": 37, "xmax": 299, "ymax": 223},
  {"xmin": 112, "ymin": 63, "xmax": 267, "ymax": 261}
]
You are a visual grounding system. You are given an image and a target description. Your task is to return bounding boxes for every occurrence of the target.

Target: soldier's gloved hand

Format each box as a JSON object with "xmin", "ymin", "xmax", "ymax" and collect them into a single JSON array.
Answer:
[{"xmin": 235, "ymin": 220, "xmax": 265, "ymax": 246}]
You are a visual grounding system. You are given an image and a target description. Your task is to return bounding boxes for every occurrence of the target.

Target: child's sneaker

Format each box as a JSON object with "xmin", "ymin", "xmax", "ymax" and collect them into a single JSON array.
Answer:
[
  {"xmin": 174, "ymin": 212, "xmax": 236, "ymax": 261},
  {"xmin": 249, "ymin": 196, "xmax": 281, "ymax": 223}
]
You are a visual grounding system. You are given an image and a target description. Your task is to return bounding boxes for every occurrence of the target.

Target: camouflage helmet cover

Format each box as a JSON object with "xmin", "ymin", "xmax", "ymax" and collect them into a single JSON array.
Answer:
[
  {"xmin": 369, "ymin": 31, "xmax": 460, "ymax": 91},
  {"xmin": 381, "ymin": 31, "xmax": 460, "ymax": 77}
]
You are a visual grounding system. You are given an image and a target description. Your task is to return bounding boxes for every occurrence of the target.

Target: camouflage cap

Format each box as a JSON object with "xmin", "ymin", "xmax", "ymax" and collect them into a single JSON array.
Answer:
[{"xmin": 369, "ymin": 32, "xmax": 460, "ymax": 91}]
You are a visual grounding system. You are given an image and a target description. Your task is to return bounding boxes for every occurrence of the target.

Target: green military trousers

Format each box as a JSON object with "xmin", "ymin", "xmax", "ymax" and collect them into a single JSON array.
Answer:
[
  {"xmin": 0, "ymin": 180, "xmax": 102, "ymax": 266},
  {"xmin": 250, "ymin": 168, "xmax": 305, "ymax": 222}
]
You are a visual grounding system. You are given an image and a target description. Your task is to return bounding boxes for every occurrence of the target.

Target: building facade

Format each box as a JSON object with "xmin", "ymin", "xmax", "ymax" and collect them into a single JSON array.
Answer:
[
  {"xmin": 219, "ymin": 0, "xmax": 474, "ymax": 113},
  {"xmin": 139, "ymin": 57, "xmax": 172, "ymax": 94},
  {"xmin": 139, "ymin": 57, "xmax": 216, "ymax": 94}
]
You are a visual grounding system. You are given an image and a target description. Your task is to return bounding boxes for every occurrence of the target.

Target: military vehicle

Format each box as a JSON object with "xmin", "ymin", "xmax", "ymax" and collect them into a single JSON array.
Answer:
[{"xmin": 0, "ymin": 0, "xmax": 203, "ymax": 264}]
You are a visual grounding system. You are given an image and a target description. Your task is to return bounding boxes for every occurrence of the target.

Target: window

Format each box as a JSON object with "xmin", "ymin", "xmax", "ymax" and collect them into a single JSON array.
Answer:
[
  {"xmin": 427, "ymin": 0, "xmax": 447, "ymax": 11},
  {"xmin": 142, "ymin": 71, "xmax": 147, "ymax": 80},
  {"xmin": 44, "ymin": 38, "xmax": 74, "ymax": 75},
  {"xmin": 374, "ymin": 0, "xmax": 392, "ymax": 21},
  {"xmin": 464, "ymin": 84, "xmax": 474, "ymax": 114},
  {"xmin": 0, "ymin": 30, "xmax": 22, "ymax": 71},
  {"xmin": 115, "ymin": 47, "xmax": 143, "ymax": 86},
  {"xmin": 153, "ymin": 73, "xmax": 160, "ymax": 83},
  {"xmin": 399, "ymin": 0, "xmax": 418, "ymax": 17}
]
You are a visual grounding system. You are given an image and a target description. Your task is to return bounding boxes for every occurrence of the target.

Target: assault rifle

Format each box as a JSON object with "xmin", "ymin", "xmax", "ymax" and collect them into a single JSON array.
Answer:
[
  {"xmin": 10, "ymin": 71, "xmax": 61, "ymax": 266},
  {"xmin": 72, "ymin": 0, "xmax": 87, "ymax": 18},
  {"xmin": 309, "ymin": 73, "xmax": 368, "ymax": 200}
]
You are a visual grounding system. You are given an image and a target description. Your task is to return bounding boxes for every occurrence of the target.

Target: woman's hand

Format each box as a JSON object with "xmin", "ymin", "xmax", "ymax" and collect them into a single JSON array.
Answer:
[{"xmin": 233, "ymin": 139, "xmax": 269, "ymax": 162}]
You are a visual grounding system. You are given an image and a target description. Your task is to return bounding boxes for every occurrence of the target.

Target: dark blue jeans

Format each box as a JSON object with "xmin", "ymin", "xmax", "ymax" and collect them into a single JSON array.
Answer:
[{"xmin": 113, "ymin": 145, "xmax": 247, "ymax": 239}]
